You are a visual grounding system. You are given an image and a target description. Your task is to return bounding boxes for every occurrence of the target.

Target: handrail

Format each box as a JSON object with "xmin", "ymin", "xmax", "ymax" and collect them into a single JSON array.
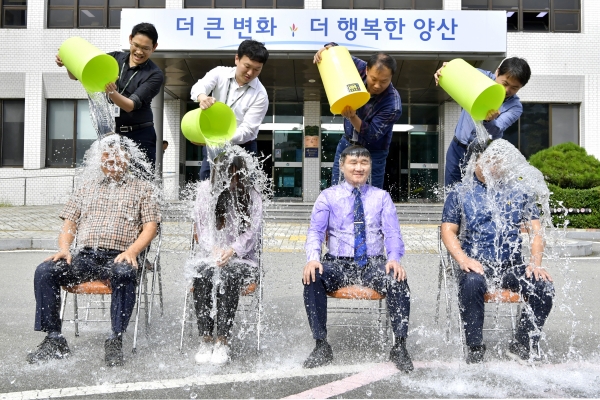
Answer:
[{"xmin": 0, "ymin": 174, "xmax": 179, "ymax": 206}]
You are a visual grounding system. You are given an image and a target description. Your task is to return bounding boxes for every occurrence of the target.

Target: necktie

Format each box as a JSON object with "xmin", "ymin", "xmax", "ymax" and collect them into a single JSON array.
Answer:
[{"xmin": 353, "ymin": 187, "xmax": 368, "ymax": 267}]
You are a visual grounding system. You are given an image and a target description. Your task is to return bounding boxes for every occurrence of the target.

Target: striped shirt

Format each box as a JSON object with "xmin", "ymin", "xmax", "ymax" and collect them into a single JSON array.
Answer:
[{"xmin": 60, "ymin": 176, "xmax": 160, "ymax": 251}]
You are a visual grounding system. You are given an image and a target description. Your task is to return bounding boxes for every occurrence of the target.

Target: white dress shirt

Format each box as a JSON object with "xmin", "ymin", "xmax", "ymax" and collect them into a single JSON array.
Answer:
[{"xmin": 190, "ymin": 66, "xmax": 269, "ymax": 145}]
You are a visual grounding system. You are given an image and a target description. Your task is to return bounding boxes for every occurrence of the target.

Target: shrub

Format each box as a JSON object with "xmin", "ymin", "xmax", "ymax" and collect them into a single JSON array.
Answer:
[
  {"xmin": 548, "ymin": 184, "xmax": 600, "ymax": 229},
  {"xmin": 529, "ymin": 143, "xmax": 600, "ymax": 189}
]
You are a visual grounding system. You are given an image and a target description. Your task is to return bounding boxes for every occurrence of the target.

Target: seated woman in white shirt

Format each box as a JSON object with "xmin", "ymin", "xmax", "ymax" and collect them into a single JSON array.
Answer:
[{"xmin": 192, "ymin": 149, "xmax": 263, "ymax": 365}]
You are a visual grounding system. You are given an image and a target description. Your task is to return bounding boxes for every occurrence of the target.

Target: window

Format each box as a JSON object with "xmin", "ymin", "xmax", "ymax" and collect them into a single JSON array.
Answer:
[
  {"xmin": 48, "ymin": 0, "xmax": 165, "ymax": 29},
  {"xmin": 323, "ymin": 0, "xmax": 442, "ymax": 8},
  {"xmin": 46, "ymin": 100, "xmax": 97, "ymax": 167},
  {"xmin": 184, "ymin": 0, "xmax": 303, "ymax": 7},
  {"xmin": 0, "ymin": 100, "xmax": 25, "ymax": 167},
  {"xmin": 461, "ymin": 0, "xmax": 580, "ymax": 32},
  {"xmin": 503, "ymin": 103, "xmax": 579, "ymax": 159},
  {"xmin": 1, "ymin": 0, "xmax": 26, "ymax": 27}
]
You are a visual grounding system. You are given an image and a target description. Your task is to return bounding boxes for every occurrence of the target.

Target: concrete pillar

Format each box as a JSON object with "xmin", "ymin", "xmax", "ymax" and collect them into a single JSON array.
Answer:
[
  {"xmin": 152, "ymin": 84, "xmax": 165, "ymax": 178},
  {"xmin": 303, "ymin": 101, "xmax": 321, "ymax": 202},
  {"xmin": 23, "ymin": 72, "xmax": 44, "ymax": 169}
]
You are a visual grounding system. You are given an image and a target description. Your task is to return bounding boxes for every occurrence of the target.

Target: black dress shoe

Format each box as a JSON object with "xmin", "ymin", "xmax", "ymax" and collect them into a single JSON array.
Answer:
[
  {"xmin": 303, "ymin": 340, "xmax": 333, "ymax": 369},
  {"xmin": 105, "ymin": 336, "xmax": 124, "ymax": 367},
  {"xmin": 466, "ymin": 344, "xmax": 486, "ymax": 364},
  {"xmin": 26, "ymin": 336, "xmax": 70, "ymax": 364},
  {"xmin": 390, "ymin": 339, "xmax": 414, "ymax": 372}
]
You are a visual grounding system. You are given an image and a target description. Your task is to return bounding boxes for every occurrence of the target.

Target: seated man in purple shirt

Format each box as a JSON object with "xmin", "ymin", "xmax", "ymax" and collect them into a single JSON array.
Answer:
[
  {"xmin": 302, "ymin": 145, "xmax": 413, "ymax": 372},
  {"xmin": 434, "ymin": 57, "xmax": 531, "ymax": 187}
]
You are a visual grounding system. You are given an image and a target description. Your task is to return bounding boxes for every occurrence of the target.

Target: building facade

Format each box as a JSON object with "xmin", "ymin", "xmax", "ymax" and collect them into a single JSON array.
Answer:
[{"xmin": 0, "ymin": 0, "xmax": 594, "ymax": 205}]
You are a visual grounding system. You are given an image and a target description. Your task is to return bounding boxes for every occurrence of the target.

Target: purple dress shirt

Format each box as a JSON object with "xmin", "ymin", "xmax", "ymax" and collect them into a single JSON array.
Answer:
[{"xmin": 305, "ymin": 182, "xmax": 405, "ymax": 263}]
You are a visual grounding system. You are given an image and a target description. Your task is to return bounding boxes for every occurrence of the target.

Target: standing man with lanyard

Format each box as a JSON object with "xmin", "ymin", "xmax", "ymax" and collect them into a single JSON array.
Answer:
[
  {"xmin": 314, "ymin": 44, "xmax": 402, "ymax": 189},
  {"xmin": 56, "ymin": 22, "xmax": 164, "ymax": 168},
  {"xmin": 434, "ymin": 57, "xmax": 531, "ymax": 187},
  {"xmin": 190, "ymin": 40, "xmax": 269, "ymax": 181}
]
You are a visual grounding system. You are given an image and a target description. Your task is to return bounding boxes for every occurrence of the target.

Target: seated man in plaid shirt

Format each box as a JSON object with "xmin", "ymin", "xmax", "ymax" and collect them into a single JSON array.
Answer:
[{"xmin": 27, "ymin": 134, "xmax": 160, "ymax": 367}]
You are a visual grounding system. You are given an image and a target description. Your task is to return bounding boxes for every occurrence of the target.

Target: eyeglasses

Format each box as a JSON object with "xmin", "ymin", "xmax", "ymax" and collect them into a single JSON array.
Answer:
[{"xmin": 130, "ymin": 41, "xmax": 153, "ymax": 53}]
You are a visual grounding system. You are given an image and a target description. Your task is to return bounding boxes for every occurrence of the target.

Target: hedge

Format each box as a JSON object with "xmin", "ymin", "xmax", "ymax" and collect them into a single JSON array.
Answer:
[
  {"xmin": 529, "ymin": 143, "xmax": 600, "ymax": 189},
  {"xmin": 548, "ymin": 184, "xmax": 600, "ymax": 228}
]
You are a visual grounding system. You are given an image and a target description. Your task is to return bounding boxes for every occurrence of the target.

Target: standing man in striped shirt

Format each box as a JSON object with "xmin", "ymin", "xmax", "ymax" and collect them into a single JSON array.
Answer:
[{"xmin": 314, "ymin": 44, "xmax": 402, "ymax": 189}]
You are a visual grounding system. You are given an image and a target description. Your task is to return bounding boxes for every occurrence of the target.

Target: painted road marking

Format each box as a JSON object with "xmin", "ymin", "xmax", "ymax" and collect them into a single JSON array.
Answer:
[
  {"xmin": 0, "ymin": 363, "xmax": 377, "ymax": 400},
  {"xmin": 283, "ymin": 362, "xmax": 398, "ymax": 399},
  {"xmin": 3, "ymin": 361, "xmax": 599, "ymax": 399}
]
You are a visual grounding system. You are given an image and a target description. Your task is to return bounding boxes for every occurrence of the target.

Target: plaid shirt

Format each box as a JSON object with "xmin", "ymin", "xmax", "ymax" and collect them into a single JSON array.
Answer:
[{"xmin": 60, "ymin": 176, "xmax": 160, "ymax": 251}]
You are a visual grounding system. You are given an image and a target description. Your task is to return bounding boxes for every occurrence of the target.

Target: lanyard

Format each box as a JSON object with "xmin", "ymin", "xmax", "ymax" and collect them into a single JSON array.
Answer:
[
  {"xmin": 225, "ymin": 77, "xmax": 250, "ymax": 109},
  {"xmin": 118, "ymin": 62, "xmax": 139, "ymax": 95}
]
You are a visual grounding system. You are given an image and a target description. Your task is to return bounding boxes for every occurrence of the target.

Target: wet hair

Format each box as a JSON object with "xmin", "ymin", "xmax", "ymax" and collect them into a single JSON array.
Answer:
[
  {"xmin": 237, "ymin": 40, "xmax": 269, "ymax": 65},
  {"xmin": 497, "ymin": 57, "xmax": 531, "ymax": 87},
  {"xmin": 211, "ymin": 152, "xmax": 252, "ymax": 232},
  {"xmin": 340, "ymin": 145, "xmax": 371, "ymax": 164},
  {"xmin": 367, "ymin": 53, "xmax": 397, "ymax": 75},
  {"xmin": 99, "ymin": 133, "xmax": 131, "ymax": 156},
  {"xmin": 131, "ymin": 22, "xmax": 158, "ymax": 46}
]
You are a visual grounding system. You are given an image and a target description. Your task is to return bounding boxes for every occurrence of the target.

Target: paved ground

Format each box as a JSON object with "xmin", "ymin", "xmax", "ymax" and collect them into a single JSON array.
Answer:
[{"xmin": 0, "ymin": 205, "xmax": 599, "ymax": 399}]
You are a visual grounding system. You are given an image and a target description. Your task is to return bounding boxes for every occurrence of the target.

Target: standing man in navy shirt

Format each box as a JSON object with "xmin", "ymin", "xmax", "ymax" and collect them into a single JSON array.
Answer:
[
  {"xmin": 314, "ymin": 44, "xmax": 402, "ymax": 189},
  {"xmin": 56, "ymin": 22, "xmax": 164, "ymax": 169},
  {"xmin": 434, "ymin": 57, "xmax": 531, "ymax": 187}
]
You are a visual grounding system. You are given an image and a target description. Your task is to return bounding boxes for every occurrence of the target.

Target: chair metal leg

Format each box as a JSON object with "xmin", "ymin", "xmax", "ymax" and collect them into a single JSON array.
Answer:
[
  {"xmin": 132, "ymin": 261, "xmax": 147, "ymax": 353},
  {"xmin": 60, "ymin": 290, "xmax": 68, "ymax": 322},
  {"xmin": 73, "ymin": 293, "xmax": 80, "ymax": 337},
  {"xmin": 179, "ymin": 288, "xmax": 191, "ymax": 352}
]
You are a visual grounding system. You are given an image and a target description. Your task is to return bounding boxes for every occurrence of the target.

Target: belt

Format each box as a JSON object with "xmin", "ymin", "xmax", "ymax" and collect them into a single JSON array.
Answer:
[
  {"xmin": 119, "ymin": 122, "xmax": 153, "ymax": 133},
  {"xmin": 343, "ymin": 136, "xmax": 358, "ymax": 145},
  {"xmin": 452, "ymin": 136, "xmax": 468, "ymax": 150}
]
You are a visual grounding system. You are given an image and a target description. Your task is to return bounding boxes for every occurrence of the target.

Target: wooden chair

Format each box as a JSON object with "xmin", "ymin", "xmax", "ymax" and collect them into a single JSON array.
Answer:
[
  {"xmin": 326, "ymin": 285, "xmax": 390, "ymax": 342},
  {"xmin": 59, "ymin": 228, "xmax": 163, "ymax": 353},
  {"xmin": 435, "ymin": 226, "xmax": 523, "ymax": 353},
  {"xmin": 179, "ymin": 224, "xmax": 263, "ymax": 352}
]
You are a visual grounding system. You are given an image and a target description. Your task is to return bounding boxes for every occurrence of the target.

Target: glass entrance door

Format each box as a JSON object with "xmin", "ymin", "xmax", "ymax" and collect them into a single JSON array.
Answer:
[
  {"xmin": 273, "ymin": 130, "xmax": 303, "ymax": 198},
  {"xmin": 408, "ymin": 130, "xmax": 439, "ymax": 201},
  {"xmin": 320, "ymin": 130, "xmax": 343, "ymax": 190}
]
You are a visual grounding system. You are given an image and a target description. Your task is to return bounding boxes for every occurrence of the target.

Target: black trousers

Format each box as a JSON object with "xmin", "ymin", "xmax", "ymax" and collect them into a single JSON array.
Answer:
[
  {"xmin": 458, "ymin": 264, "xmax": 554, "ymax": 347},
  {"xmin": 303, "ymin": 255, "xmax": 411, "ymax": 340},
  {"xmin": 34, "ymin": 248, "xmax": 137, "ymax": 334},
  {"xmin": 193, "ymin": 262, "xmax": 257, "ymax": 338}
]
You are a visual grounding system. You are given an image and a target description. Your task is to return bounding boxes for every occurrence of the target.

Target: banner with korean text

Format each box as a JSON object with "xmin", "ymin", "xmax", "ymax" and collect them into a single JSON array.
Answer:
[{"xmin": 121, "ymin": 9, "xmax": 506, "ymax": 53}]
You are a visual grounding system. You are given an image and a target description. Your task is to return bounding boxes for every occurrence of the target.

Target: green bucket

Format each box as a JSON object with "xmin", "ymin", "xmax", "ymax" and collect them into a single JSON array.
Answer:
[
  {"xmin": 181, "ymin": 102, "xmax": 237, "ymax": 145},
  {"xmin": 439, "ymin": 58, "xmax": 505, "ymax": 121},
  {"xmin": 58, "ymin": 37, "xmax": 119, "ymax": 93}
]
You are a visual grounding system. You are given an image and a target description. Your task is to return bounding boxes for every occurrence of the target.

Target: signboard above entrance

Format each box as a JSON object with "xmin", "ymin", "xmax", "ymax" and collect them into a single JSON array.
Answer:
[{"xmin": 120, "ymin": 9, "xmax": 506, "ymax": 53}]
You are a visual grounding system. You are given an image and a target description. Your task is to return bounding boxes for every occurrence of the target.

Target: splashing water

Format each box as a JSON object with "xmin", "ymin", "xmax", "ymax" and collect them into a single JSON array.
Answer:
[
  {"xmin": 87, "ymin": 92, "xmax": 116, "ymax": 138},
  {"xmin": 182, "ymin": 144, "xmax": 272, "ymax": 338},
  {"xmin": 69, "ymin": 134, "xmax": 161, "ymax": 251}
]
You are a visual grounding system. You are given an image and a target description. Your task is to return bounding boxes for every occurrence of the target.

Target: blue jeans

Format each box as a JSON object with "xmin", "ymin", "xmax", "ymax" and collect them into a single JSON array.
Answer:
[
  {"xmin": 199, "ymin": 139, "xmax": 258, "ymax": 181},
  {"xmin": 34, "ymin": 248, "xmax": 137, "ymax": 334},
  {"xmin": 303, "ymin": 255, "xmax": 411, "ymax": 340},
  {"xmin": 457, "ymin": 264, "xmax": 554, "ymax": 347},
  {"xmin": 331, "ymin": 137, "xmax": 388, "ymax": 189}
]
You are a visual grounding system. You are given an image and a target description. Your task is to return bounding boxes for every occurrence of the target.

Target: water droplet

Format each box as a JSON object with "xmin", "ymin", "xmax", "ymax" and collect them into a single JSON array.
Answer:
[
  {"xmin": 366, "ymin": 390, "xmax": 372, "ymax": 396},
  {"xmin": 190, "ymin": 392, "xmax": 198, "ymax": 399}
]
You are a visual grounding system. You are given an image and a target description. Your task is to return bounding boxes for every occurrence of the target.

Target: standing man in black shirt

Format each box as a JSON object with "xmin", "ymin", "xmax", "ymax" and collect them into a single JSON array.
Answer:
[{"xmin": 56, "ymin": 23, "xmax": 164, "ymax": 168}]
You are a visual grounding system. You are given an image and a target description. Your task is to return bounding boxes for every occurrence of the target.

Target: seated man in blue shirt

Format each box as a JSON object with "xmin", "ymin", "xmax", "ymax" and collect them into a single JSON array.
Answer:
[
  {"xmin": 314, "ymin": 45, "xmax": 402, "ymax": 189},
  {"xmin": 302, "ymin": 145, "xmax": 413, "ymax": 372},
  {"xmin": 441, "ymin": 139, "xmax": 554, "ymax": 364},
  {"xmin": 434, "ymin": 58, "xmax": 531, "ymax": 187}
]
